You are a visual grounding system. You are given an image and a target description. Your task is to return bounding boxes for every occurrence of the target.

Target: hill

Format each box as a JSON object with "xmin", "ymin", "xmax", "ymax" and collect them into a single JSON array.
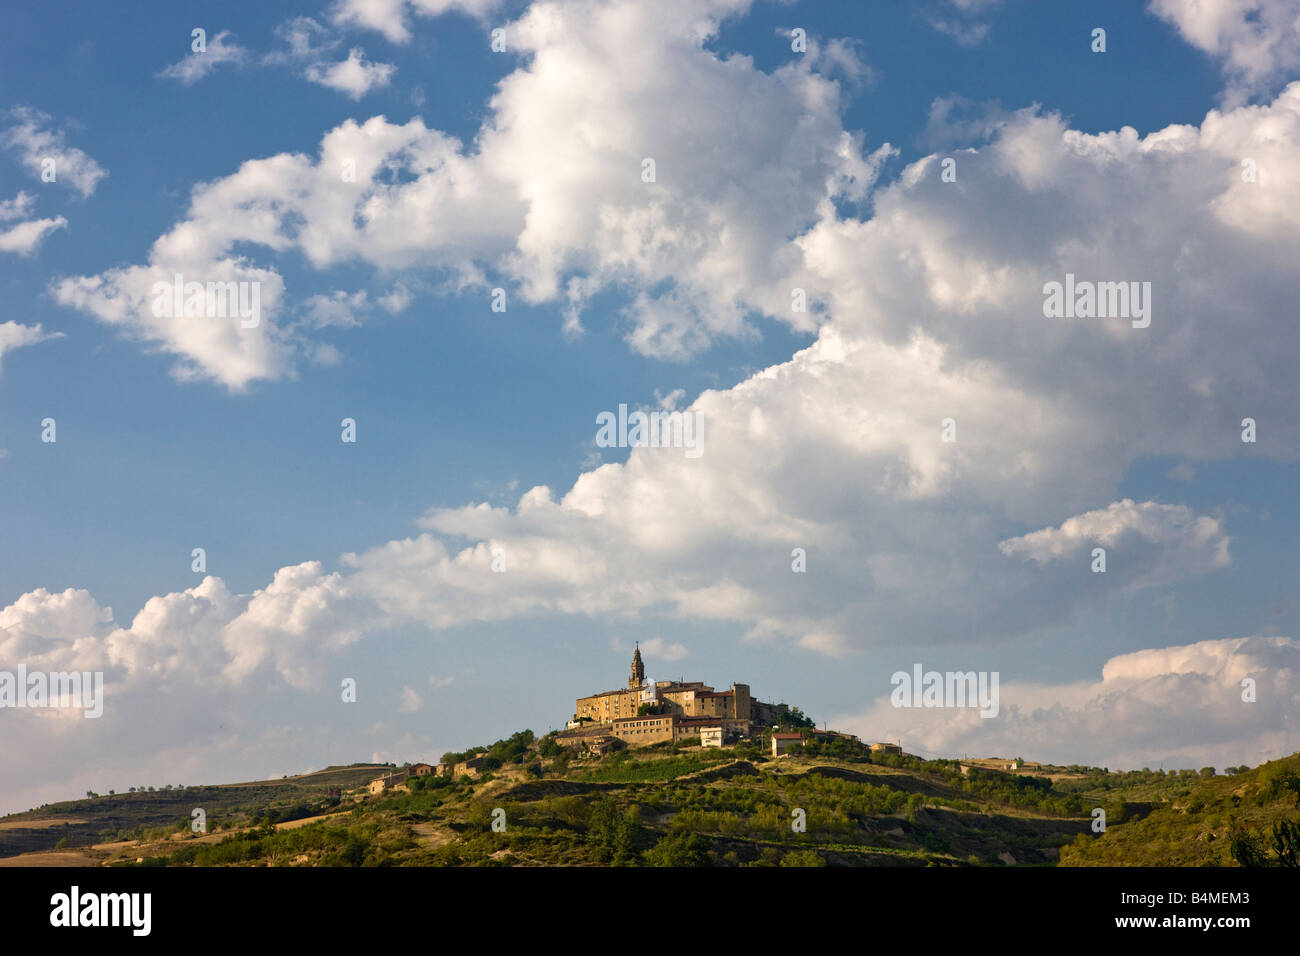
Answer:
[
  {"xmin": 0, "ymin": 764, "xmax": 388, "ymax": 863},
  {"xmin": 1060, "ymin": 753, "xmax": 1300, "ymax": 866},
  {"xmin": 5, "ymin": 737, "xmax": 1297, "ymax": 867}
]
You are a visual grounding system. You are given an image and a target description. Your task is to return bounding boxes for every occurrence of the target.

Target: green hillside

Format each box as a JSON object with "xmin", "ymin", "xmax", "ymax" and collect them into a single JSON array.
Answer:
[
  {"xmin": 0, "ymin": 764, "xmax": 388, "ymax": 860},
  {"xmin": 138, "ymin": 749, "xmax": 1096, "ymax": 867},
  {"xmin": 8, "ymin": 736, "xmax": 1297, "ymax": 867},
  {"xmin": 1060, "ymin": 753, "xmax": 1300, "ymax": 866}
]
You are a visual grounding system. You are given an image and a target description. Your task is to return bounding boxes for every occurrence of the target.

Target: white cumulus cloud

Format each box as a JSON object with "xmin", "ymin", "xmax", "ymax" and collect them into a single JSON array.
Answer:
[
  {"xmin": 1, "ymin": 108, "xmax": 107, "ymax": 198},
  {"xmin": 304, "ymin": 48, "xmax": 396, "ymax": 99},
  {"xmin": 157, "ymin": 30, "xmax": 249, "ymax": 85},
  {"xmin": 329, "ymin": 0, "xmax": 501, "ymax": 44},
  {"xmin": 0, "ymin": 321, "xmax": 63, "ymax": 368},
  {"xmin": 1151, "ymin": 0, "xmax": 1300, "ymax": 105},
  {"xmin": 834, "ymin": 636, "xmax": 1300, "ymax": 770}
]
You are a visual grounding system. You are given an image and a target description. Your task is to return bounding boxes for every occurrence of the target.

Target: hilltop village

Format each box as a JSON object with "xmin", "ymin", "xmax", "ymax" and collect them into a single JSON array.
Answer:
[
  {"xmin": 367, "ymin": 646, "xmax": 897, "ymax": 789},
  {"xmin": 559, "ymin": 644, "xmax": 808, "ymax": 753}
]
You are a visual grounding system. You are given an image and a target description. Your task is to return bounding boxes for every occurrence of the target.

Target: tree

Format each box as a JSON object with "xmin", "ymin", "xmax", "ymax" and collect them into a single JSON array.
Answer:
[
  {"xmin": 778, "ymin": 707, "xmax": 815, "ymax": 730},
  {"xmin": 1273, "ymin": 819, "xmax": 1300, "ymax": 867},
  {"xmin": 587, "ymin": 798, "xmax": 641, "ymax": 865},
  {"xmin": 906, "ymin": 793, "xmax": 924, "ymax": 822},
  {"xmin": 1231, "ymin": 827, "xmax": 1275, "ymax": 867},
  {"xmin": 335, "ymin": 837, "xmax": 367, "ymax": 867},
  {"xmin": 643, "ymin": 832, "xmax": 708, "ymax": 867},
  {"xmin": 1286, "ymin": 773, "xmax": 1300, "ymax": 810}
]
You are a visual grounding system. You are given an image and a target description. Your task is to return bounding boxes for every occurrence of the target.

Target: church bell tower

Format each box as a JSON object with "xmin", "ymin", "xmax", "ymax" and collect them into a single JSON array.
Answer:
[{"xmin": 629, "ymin": 643, "xmax": 645, "ymax": 689}]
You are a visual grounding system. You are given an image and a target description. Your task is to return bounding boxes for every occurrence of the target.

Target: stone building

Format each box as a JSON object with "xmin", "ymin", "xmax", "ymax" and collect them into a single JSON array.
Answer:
[
  {"xmin": 433, "ymin": 754, "xmax": 490, "ymax": 778},
  {"xmin": 563, "ymin": 646, "xmax": 785, "ymax": 749},
  {"xmin": 368, "ymin": 770, "xmax": 408, "ymax": 794},
  {"xmin": 700, "ymin": 727, "xmax": 724, "ymax": 748},
  {"xmin": 771, "ymin": 733, "xmax": 803, "ymax": 756},
  {"xmin": 451, "ymin": 756, "xmax": 487, "ymax": 778},
  {"xmin": 586, "ymin": 735, "xmax": 622, "ymax": 756},
  {"xmin": 750, "ymin": 697, "xmax": 792, "ymax": 726}
]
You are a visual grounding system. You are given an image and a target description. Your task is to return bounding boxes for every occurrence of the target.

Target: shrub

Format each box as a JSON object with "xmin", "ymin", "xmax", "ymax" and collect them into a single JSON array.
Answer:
[
  {"xmin": 586, "ymin": 798, "xmax": 642, "ymax": 866},
  {"xmin": 780, "ymin": 849, "xmax": 825, "ymax": 867},
  {"xmin": 644, "ymin": 833, "xmax": 708, "ymax": 867}
]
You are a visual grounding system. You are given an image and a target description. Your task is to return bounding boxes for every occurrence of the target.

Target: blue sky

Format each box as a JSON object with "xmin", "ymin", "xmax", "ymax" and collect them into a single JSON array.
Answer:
[{"xmin": 2, "ymin": 0, "xmax": 1299, "ymax": 813}]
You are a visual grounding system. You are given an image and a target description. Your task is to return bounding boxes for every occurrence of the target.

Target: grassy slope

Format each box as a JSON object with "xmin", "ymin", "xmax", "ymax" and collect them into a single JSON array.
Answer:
[
  {"xmin": 0, "ymin": 764, "xmax": 388, "ymax": 859},
  {"xmin": 1060, "ymin": 753, "xmax": 1300, "ymax": 866},
  {"xmin": 86, "ymin": 747, "xmax": 1102, "ymax": 867},
  {"xmin": 9, "ymin": 746, "xmax": 1298, "ymax": 867}
]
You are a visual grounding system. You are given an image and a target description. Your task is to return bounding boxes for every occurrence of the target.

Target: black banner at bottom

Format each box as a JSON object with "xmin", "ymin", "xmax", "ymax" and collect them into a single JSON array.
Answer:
[{"xmin": 0, "ymin": 865, "xmax": 1283, "ymax": 942}]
